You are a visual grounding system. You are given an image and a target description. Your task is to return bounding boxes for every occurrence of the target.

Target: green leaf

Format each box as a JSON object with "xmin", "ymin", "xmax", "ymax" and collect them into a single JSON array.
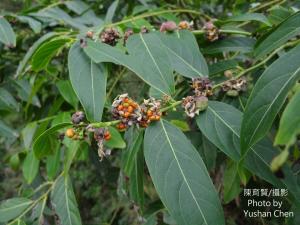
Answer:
[
  {"xmin": 270, "ymin": 148, "xmax": 289, "ymax": 172},
  {"xmin": 196, "ymin": 102, "xmax": 241, "ymax": 161},
  {"xmin": 22, "ymin": 150, "xmax": 40, "ymax": 184},
  {"xmin": 31, "ymin": 38, "xmax": 70, "ymax": 71},
  {"xmin": 198, "ymin": 135, "xmax": 217, "ymax": 171},
  {"xmin": 203, "ymin": 37, "xmax": 255, "ymax": 54},
  {"xmin": 51, "ymin": 175, "xmax": 82, "ymax": 225},
  {"xmin": 0, "ymin": 197, "xmax": 33, "ymax": 222},
  {"xmin": 156, "ymin": 30, "xmax": 208, "ymax": 78},
  {"xmin": 12, "ymin": 79, "xmax": 41, "ymax": 107},
  {"xmin": 84, "ymin": 34, "xmax": 174, "ymax": 96},
  {"xmin": 268, "ymin": 6, "xmax": 293, "ymax": 25},
  {"xmin": 225, "ymin": 13, "xmax": 271, "ymax": 26},
  {"xmin": 197, "ymin": 101, "xmax": 300, "ymax": 198},
  {"xmin": 21, "ymin": 122, "xmax": 37, "ymax": 149},
  {"xmin": 0, "ymin": 17, "xmax": 16, "ymax": 47},
  {"xmin": 15, "ymin": 32, "xmax": 58, "ymax": 78},
  {"xmin": 64, "ymin": 1, "xmax": 89, "ymax": 15},
  {"xmin": 275, "ymin": 91, "xmax": 300, "ymax": 146},
  {"xmin": 126, "ymin": 33, "xmax": 174, "ymax": 94},
  {"xmin": 68, "ymin": 42, "xmax": 107, "ymax": 122},
  {"xmin": 129, "ymin": 144, "xmax": 144, "ymax": 209},
  {"xmin": 31, "ymin": 7, "xmax": 86, "ymax": 30},
  {"xmin": 56, "ymin": 80, "xmax": 78, "ymax": 109},
  {"xmin": 223, "ymin": 160, "xmax": 241, "ymax": 203},
  {"xmin": 46, "ymin": 145, "xmax": 61, "ymax": 180},
  {"xmin": 123, "ymin": 128, "xmax": 143, "ymax": 175},
  {"xmin": 255, "ymin": 11, "xmax": 300, "ymax": 59},
  {"xmin": 17, "ymin": 15, "xmax": 41, "ymax": 33},
  {"xmin": 170, "ymin": 120, "xmax": 190, "ymax": 132},
  {"xmin": 64, "ymin": 141, "xmax": 80, "ymax": 173},
  {"xmin": 105, "ymin": 127, "xmax": 126, "ymax": 149},
  {"xmin": 241, "ymin": 45, "xmax": 300, "ymax": 154},
  {"xmin": 144, "ymin": 120, "xmax": 225, "ymax": 225},
  {"xmin": 33, "ymin": 122, "xmax": 72, "ymax": 158},
  {"xmin": 208, "ymin": 59, "xmax": 238, "ymax": 77},
  {"xmin": 10, "ymin": 219, "xmax": 26, "ymax": 225},
  {"xmin": 105, "ymin": 0, "xmax": 119, "ymax": 22},
  {"xmin": 0, "ymin": 88, "xmax": 19, "ymax": 111},
  {"xmin": 0, "ymin": 120, "xmax": 19, "ymax": 139}
]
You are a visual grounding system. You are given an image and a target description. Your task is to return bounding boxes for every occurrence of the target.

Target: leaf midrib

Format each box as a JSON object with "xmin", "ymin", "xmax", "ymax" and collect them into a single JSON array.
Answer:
[
  {"xmin": 245, "ymin": 65, "xmax": 300, "ymax": 151},
  {"xmin": 0, "ymin": 200, "xmax": 32, "ymax": 213},
  {"xmin": 160, "ymin": 120, "xmax": 208, "ymax": 225},
  {"xmin": 164, "ymin": 44, "xmax": 204, "ymax": 77},
  {"xmin": 207, "ymin": 106, "xmax": 272, "ymax": 168},
  {"xmin": 138, "ymin": 34, "xmax": 171, "ymax": 93},
  {"xmin": 86, "ymin": 42, "xmax": 169, "ymax": 96}
]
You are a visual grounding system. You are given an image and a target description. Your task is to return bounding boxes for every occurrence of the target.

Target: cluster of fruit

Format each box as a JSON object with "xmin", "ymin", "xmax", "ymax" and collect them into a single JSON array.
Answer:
[
  {"xmin": 112, "ymin": 94, "xmax": 162, "ymax": 131},
  {"xmin": 139, "ymin": 98, "xmax": 162, "ymax": 127},
  {"xmin": 65, "ymin": 111, "xmax": 86, "ymax": 140},
  {"xmin": 112, "ymin": 94, "xmax": 142, "ymax": 131}
]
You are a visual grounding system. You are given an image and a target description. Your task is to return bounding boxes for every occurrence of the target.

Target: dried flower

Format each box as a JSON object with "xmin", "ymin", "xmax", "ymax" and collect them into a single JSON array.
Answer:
[
  {"xmin": 100, "ymin": 28, "xmax": 120, "ymax": 46},
  {"xmin": 178, "ymin": 21, "xmax": 192, "ymax": 30},
  {"xmin": 123, "ymin": 29, "xmax": 134, "ymax": 45},
  {"xmin": 140, "ymin": 26, "xmax": 149, "ymax": 34},
  {"xmin": 182, "ymin": 96, "xmax": 208, "ymax": 118},
  {"xmin": 93, "ymin": 128, "xmax": 111, "ymax": 160},
  {"xmin": 204, "ymin": 21, "xmax": 219, "ymax": 42},
  {"xmin": 222, "ymin": 77, "xmax": 247, "ymax": 96},
  {"xmin": 192, "ymin": 77, "xmax": 213, "ymax": 97},
  {"xmin": 86, "ymin": 30, "xmax": 94, "ymax": 38}
]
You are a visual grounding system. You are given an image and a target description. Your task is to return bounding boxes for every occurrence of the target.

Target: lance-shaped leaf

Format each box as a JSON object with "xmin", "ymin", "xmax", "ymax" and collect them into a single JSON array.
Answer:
[
  {"xmin": 241, "ymin": 45, "xmax": 300, "ymax": 154},
  {"xmin": 255, "ymin": 11, "xmax": 300, "ymax": 59},
  {"xmin": 15, "ymin": 32, "xmax": 58, "ymax": 78},
  {"xmin": 0, "ymin": 17, "xmax": 16, "ymax": 47},
  {"xmin": 84, "ymin": 34, "xmax": 174, "ymax": 96},
  {"xmin": 156, "ymin": 30, "xmax": 208, "ymax": 78},
  {"xmin": 22, "ymin": 150, "xmax": 40, "ymax": 184},
  {"xmin": 203, "ymin": 37, "xmax": 255, "ymax": 54},
  {"xmin": 32, "ymin": 37, "xmax": 70, "ymax": 71},
  {"xmin": 225, "ymin": 13, "xmax": 271, "ymax": 26},
  {"xmin": 33, "ymin": 122, "xmax": 72, "ymax": 158},
  {"xmin": 197, "ymin": 101, "xmax": 300, "ymax": 199},
  {"xmin": 68, "ymin": 42, "xmax": 107, "ymax": 122},
  {"xmin": 0, "ymin": 198, "xmax": 33, "ymax": 222},
  {"xmin": 51, "ymin": 175, "xmax": 82, "ymax": 225},
  {"xmin": 275, "ymin": 90, "xmax": 300, "ymax": 146},
  {"xmin": 144, "ymin": 120, "xmax": 225, "ymax": 225}
]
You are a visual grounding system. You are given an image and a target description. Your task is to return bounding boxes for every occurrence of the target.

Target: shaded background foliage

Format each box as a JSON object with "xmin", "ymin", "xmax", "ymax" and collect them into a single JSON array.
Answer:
[{"xmin": 1, "ymin": 0, "xmax": 300, "ymax": 225}]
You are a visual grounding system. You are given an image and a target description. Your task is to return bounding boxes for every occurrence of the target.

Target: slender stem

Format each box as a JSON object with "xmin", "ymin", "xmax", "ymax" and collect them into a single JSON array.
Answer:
[
  {"xmin": 107, "ymin": 68, "xmax": 125, "ymax": 99},
  {"xmin": 219, "ymin": 29, "xmax": 251, "ymax": 36},
  {"xmin": 90, "ymin": 120, "xmax": 121, "ymax": 128},
  {"xmin": 249, "ymin": 0, "xmax": 284, "ymax": 12},
  {"xmin": 161, "ymin": 100, "xmax": 182, "ymax": 112},
  {"xmin": 104, "ymin": 9, "xmax": 203, "ymax": 28},
  {"xmin": 212, "ymin": 39, "xmax": 300, "ymax": 89},
  {"xmin": 193, "ymin": 29, "xmax": 251, "ymax": 36}
]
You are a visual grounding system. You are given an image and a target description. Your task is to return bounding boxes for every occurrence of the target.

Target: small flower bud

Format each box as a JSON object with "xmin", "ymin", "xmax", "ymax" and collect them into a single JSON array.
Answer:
[{"xmin": 160, "ymin": 21, "xmax": 177, "ymax": 32}]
